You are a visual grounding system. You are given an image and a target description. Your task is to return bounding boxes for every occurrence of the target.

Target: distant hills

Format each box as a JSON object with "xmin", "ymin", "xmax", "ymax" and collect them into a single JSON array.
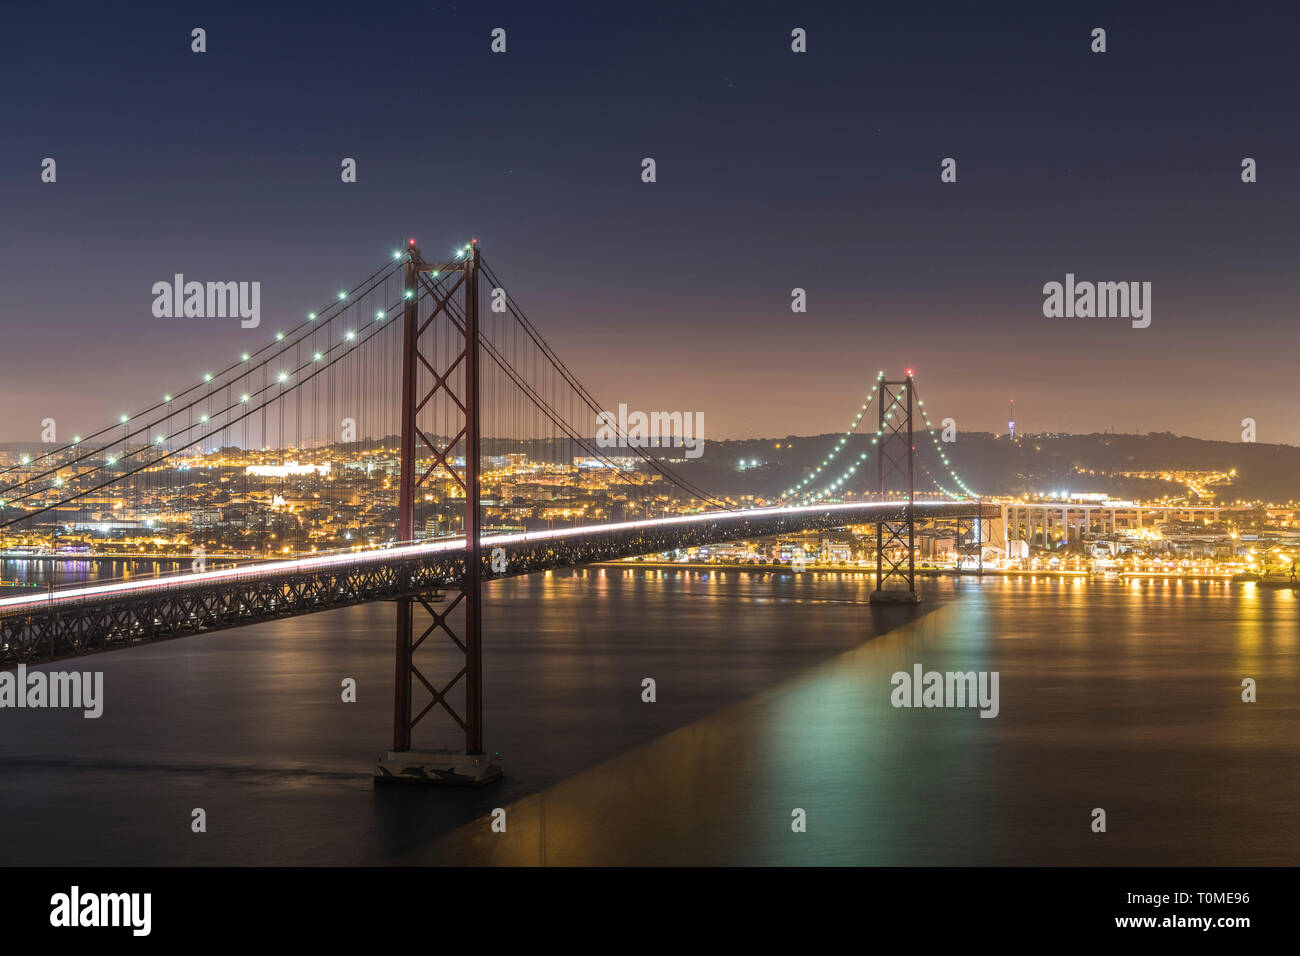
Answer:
[{"xmin": 675, "ymin": 432, "xmax": 1300, "ymax": 505}]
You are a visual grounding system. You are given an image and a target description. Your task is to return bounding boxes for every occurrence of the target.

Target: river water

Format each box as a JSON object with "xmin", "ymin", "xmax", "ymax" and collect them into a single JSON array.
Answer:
[{"xmin": 0, "ymin": 564, "xmax": 1296, "ymax": 865}]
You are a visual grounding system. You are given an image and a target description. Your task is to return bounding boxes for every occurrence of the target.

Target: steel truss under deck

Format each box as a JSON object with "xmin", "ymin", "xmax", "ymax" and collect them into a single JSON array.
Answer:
[{"xmin": 0, "ymin": 502, "xmax": 995, "ymax": 668}]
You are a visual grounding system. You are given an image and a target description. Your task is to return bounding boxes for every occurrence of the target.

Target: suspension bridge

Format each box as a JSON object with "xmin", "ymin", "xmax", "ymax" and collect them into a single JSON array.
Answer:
[{"xmin": 0, "ymin": 240, "xmax": 993, "ymax": 784}]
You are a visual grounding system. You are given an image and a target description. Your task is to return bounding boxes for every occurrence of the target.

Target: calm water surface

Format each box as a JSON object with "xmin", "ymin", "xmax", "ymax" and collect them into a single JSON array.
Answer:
[{"xmin": 1, "ymin": 566, "xmax": 1296, "ymax": 865}]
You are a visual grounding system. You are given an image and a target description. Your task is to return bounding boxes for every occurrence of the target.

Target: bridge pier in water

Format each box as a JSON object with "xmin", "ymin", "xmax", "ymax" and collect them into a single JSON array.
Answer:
[{"xmin": 375, "ymin": 241, "xmax": 501, "ymax": 787}]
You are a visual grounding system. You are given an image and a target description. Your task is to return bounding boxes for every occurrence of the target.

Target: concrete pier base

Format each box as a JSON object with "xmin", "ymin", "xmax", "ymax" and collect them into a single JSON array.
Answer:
[
  {"xmin": 869, "ymin": 589, "xmax": 920, "ymax": 605},
  {"xmin": 374, "ymin": 750, "xmax": 503, "ymax": 786}
]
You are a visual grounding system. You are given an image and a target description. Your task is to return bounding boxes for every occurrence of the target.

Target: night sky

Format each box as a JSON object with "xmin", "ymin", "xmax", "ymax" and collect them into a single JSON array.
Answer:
[{"xmin": 3, "ymin": 4, "xmax": 1298, "ymax": 444}]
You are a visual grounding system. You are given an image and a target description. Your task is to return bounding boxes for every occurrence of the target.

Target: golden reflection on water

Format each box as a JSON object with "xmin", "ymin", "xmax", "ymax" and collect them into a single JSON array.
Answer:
[{"xmin": 436, "ymin": 574, "xmax": 1300, "ymax": 866}]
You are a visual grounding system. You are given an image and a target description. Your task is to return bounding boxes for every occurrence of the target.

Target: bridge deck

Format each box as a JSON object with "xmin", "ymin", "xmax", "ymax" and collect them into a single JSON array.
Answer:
[{"xmin": 0, "ymin": 501, "xmax": 995, "ymax": 666}]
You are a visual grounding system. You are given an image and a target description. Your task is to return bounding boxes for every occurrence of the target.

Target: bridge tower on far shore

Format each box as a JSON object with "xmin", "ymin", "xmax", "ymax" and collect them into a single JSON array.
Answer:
[
  {"xmin": 375, "ymin": 240, "xmax": 500, "ymax": 787},
  {"xmin": 871, "ymin": 370, "xmax": 919, "ymax": 604}
]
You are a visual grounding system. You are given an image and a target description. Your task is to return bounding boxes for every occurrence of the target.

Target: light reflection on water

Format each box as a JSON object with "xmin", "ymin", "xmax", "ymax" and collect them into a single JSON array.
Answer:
[{"xmin": 0, "ymin": 567, "xmax": 1296, "ymax": 865}]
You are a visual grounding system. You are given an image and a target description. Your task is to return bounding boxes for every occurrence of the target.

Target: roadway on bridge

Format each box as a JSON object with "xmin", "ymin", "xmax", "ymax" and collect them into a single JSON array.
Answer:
[{"xmin": 0, "ymin": 500, "xmax": 992, "ymax": 615}]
